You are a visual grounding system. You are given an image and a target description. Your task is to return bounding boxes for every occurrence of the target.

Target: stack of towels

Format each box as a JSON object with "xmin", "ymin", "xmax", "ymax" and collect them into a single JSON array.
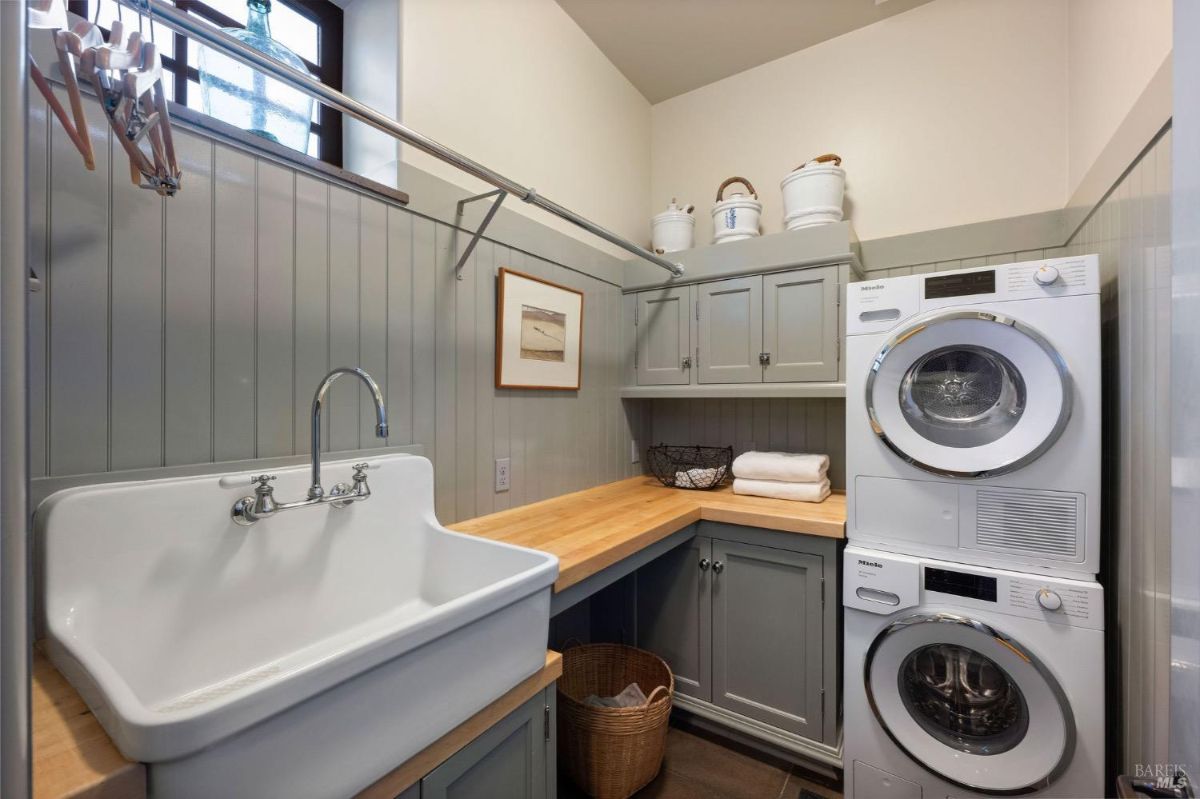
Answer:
[{"xmin": 731, "ymin": 451, "xmax": 830, "ymax": 503}]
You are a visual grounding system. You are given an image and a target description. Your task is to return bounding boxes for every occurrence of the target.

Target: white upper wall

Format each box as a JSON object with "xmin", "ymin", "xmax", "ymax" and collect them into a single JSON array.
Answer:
[
  {"xmin": 1066, "ymin": 0, "xmax": 1172, "ymax": 196},
  {"xmin": 397, "ymin": 0, "xmax": 652, "ymax": 254},
  {"xmin": 650, "ymin": 0, "xmax": 1070, "ymax": 244}
]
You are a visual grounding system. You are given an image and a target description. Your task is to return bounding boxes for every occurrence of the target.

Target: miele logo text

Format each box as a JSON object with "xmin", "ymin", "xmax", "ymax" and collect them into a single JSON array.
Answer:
[
  {"xmin": 858, "ymin": 559, "xmax": 883, "ymax": 568},
  {"xmin": 860, "ymin": 284, "xmax": 886, "ymax": 291}
]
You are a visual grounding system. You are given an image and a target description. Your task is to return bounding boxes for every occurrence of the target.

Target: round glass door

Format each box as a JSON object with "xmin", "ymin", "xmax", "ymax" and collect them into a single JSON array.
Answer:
[
  {"xmin": 865, "ymin": 613, "xmax": 1074, "ymax": 794},
  {"xmin": 867, "ymin": 311, "xmax": 1072, "ymax": 477}
]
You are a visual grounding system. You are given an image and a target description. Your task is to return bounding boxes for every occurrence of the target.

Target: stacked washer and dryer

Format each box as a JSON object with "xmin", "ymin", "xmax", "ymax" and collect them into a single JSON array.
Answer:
[{"xmin": 842, "ymin": 255, "xmax": 1105, "ymax": 798}]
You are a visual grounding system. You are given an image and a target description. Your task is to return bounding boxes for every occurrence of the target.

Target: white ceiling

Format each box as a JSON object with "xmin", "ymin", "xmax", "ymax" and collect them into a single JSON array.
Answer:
[{"xmin": 555, "ymin": 0, "xmax": 938, "ymax": 103}]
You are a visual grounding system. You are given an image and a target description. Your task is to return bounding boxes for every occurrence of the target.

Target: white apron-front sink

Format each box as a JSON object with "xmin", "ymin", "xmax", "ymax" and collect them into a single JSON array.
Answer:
[{"xmin": 37, "ymin": 454, "xmax": 557, "ymax": 799}]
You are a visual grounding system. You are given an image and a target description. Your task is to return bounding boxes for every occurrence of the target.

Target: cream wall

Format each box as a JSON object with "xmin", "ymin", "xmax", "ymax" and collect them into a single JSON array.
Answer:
[
  {"xmin": 1066, "ymin": 0, "xmax": 1172, "ymax": 196},
  {"xmin": 650, "ymin": 0, "xmax": 1069, "ymax": 244},
  {"xmin": 397, "ymin": 0, "xmax": 652, "ymax": 255}
]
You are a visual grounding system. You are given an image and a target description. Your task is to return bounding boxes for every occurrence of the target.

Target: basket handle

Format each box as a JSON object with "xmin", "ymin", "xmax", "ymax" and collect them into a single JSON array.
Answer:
[
  {"xmin": 794, "ymin": 153, "xmax": 842, "ymax": 171},
  {"xmin": 644, "ymin": 684, "xmax": 670, "ymax": 708},
  {"xmin": 716, "ymin": 176, "xmax": 757, "ymax": 202}
]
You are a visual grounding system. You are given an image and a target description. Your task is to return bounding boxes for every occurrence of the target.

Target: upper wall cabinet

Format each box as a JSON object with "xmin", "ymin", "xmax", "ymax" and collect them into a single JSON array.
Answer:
[
  {"xmin": 761, "ymin": 266, "xmax": 839, "ymax": 382},
  {"xmin": 633, "ymin": 264, "xmax": 842, "ymax": 391},
  {"xmin": 635, "ymin": 287, "xmax": 693, "ymax": 386}
]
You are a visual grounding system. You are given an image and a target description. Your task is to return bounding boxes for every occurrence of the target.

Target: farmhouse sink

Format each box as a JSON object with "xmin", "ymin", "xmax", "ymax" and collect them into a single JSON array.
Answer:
[{"xmin": 36, "ymin": 454, "xmax": 557, "ymax": 799}]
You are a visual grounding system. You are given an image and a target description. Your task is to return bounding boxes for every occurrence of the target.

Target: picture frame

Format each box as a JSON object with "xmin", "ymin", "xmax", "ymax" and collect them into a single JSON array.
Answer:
[{"xmin": 495, "ymin": 268, "xmax": 584, "ymax": 390}]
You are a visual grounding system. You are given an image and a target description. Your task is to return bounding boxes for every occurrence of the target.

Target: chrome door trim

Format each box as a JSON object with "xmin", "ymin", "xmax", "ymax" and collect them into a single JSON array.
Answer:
[
  {"xmin": 865, "ymin": 310, "xmax": 1074, "ymax": 478},
  {"xmin": 863, "ymin": 612, "xmax": 1076, "ymax": 796}
]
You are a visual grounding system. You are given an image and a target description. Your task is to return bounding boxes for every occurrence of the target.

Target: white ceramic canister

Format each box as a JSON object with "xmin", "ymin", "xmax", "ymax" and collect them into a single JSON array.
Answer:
[
  {"xmin": 780, "ymin": 153, "xmax": 845, "ymax": 230},
  {"xmin": 651, "ymin": 198, "xmax": 696, "ymax": 253},
  {"xmin": 711, "ymin": 177, "xmax": 762, "ymax": 244}
]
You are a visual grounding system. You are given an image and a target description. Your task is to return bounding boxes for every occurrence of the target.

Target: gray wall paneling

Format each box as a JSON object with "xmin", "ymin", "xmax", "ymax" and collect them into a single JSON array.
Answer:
[{"xmin": 30, "ymin": 93, "xmax": 642, "ymax": 523}]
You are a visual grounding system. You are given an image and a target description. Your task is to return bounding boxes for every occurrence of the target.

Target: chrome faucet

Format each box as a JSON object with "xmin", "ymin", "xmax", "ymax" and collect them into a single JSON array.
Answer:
[{"xmin": 232, "ymin": 367, "xmax": 389, "ymax": 526}]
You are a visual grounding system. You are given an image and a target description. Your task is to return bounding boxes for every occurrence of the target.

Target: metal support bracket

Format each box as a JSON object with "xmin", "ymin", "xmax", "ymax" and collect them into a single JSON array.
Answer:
[{"xmin": 453, "ymin": 188, "xmax": 507, "ymax": 280}]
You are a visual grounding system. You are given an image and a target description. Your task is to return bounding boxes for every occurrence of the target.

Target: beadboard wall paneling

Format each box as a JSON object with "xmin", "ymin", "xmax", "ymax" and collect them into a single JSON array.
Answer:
[
  {"xmin": 28, "ymin": 89, "xmax": 646, "ymax": 523},
  {"xmin": 1065, "ymin": 126, "xmax": 1173, "ymax": 775}
]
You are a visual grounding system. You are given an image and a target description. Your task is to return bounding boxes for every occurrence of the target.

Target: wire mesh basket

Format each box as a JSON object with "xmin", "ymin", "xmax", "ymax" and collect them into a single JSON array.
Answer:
[{"xmin": 646, "ymin": 444, "xmax": 732, "ymax": 490}]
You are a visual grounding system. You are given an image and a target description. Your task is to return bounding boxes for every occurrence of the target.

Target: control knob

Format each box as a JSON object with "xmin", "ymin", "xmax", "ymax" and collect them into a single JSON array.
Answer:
[
  {"xmin": 1033, "ymin": 265, "xmax": 1060, "ymax": 286},
  {"xmin": 1036, "ymin": 588, "xmax": 1063, "ymax": 611}
]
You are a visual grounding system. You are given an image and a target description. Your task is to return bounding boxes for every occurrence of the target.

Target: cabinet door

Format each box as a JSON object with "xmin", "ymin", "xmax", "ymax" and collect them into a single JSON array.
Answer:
[
  {"xmin": 762, "ymin": 266, "xmax": 839, "ymax": 382},
  {"xmin": 710, "ymin": 539, "xmax": 824, "ymax": 739},
  {"xmin": 636, "ymin": 535, "xmax": 711, "ymax": 701},
  {"xmin": 636, "ymin": 287, "xmax": 692, "ymax": 385},
  {"xmin": 696, "ymin": 276, "xmax": 763, "ymax": 384},
  {"xmin": 421, "ymin": 692, "xmax": 549, "ymax": 799}
]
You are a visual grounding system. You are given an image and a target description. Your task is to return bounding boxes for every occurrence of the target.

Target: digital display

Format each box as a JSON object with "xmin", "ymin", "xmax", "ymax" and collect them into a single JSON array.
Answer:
[
  {"xmin": 925, "ymin": 567, "xmax": 997, "ymax": 602},
  {"xmin": 924, "ymin": 270, "xmax": 996, "ymax": 299}
]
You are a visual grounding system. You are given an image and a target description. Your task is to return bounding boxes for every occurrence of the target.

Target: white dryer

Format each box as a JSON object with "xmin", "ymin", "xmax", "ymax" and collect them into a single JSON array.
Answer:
[
  {"xmin": 843, "ymin": 545, "xmax": 1104, "ymax": 798},
  {"xmin": 845, "ymin": 256, "xmax": 1100, "ymax": 577}
]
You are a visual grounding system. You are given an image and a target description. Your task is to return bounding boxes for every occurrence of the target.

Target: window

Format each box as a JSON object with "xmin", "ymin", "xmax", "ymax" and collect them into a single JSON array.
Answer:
[{"xmin": 68, "ymin": 0, "xmax": 344, "ymax": 166}]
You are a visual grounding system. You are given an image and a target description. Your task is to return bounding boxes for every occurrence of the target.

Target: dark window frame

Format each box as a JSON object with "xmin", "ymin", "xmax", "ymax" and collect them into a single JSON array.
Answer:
[{"xmin": 68, "ymin": 0, "xmax": 344, "ymax": 167}]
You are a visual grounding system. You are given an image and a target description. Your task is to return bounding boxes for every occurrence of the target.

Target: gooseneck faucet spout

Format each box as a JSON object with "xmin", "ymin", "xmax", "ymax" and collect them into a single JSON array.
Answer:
[{"xmin": 309, "ymin": 368, "xmax": 388, "ymax": 499}]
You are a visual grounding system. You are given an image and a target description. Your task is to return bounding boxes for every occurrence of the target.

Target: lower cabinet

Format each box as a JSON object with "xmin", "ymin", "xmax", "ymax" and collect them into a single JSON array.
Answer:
[
  {"xmin": 402, "ymin": 687, "xmax": 556, "ymax": 799},
  {"xmin": 635, "ymin": 523, "xmax": 839, "ymax": 750}
]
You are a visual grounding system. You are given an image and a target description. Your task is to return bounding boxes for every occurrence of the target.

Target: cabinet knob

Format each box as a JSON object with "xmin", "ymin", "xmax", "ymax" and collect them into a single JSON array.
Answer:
[
  {"xmin": 699, "ymin": 558, "xmax": 711, "ymax": 571},
  {"xmin": 681, "ymin": 356, "xmax": 692, "ymax": 369},
  {"xmin": 712, "ymin": 560, "xmax": 725, "ymax": 574},
  {"xmin": 758, "ymin": 352, "xmax": 771, "ymax": 366}
]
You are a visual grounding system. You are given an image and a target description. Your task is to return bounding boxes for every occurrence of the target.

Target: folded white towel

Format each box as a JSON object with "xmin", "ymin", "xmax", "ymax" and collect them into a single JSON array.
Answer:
[
  {"xmin": 732, "ymin": 451, "xmax": 829, "ymax": 483},
  {"xmin": 733, "ymin": 477, "xmax": 831, "ymax": 503}
]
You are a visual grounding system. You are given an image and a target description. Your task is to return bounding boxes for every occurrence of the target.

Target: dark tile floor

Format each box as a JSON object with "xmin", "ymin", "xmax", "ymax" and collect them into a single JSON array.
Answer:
[{"xmin": 559, "ymin": 723, "xmax": 843, "ymax": 799}]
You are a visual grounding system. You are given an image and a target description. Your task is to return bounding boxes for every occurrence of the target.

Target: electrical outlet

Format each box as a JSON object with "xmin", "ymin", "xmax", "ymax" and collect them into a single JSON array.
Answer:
[
  {"xmin": 631, "ymin": 440, "xmax": 641, "ymax": 464},
  {"xmin": 494, "ymin": 458, "xmax": 511, "ymax": 492}
]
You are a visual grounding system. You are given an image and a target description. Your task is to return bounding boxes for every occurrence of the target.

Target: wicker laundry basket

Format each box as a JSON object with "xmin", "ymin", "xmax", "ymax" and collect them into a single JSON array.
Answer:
[{"xmin": 557, "ymin": 644, "xmax": 674, "ymax": 798}]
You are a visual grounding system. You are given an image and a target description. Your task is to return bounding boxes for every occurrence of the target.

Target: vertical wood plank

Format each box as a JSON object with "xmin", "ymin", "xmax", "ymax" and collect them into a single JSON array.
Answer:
[
  {"xmin": 492, "ymin": 246, "xmax": 513, "ymax": 511},
  {"xmin": 328, "ymin": 187, "xmax": 361, "ymax": 452},
  {"xmin": 454, "ymin": 232, "xmax": 478, "ymax": 521},
  {"xmin": 48, "ymin": 91, "xmax": 110, "ymax": 475},
  {"xmin": 254, "ymin": 161, "xmax": 295, "ymax": 458},
  {"xmin": 386, "ymin": 207, "xmax": 414, "ymax": 446},
  {"xmin": 211, "ymin": 145, "xmax": 257, "ymax": 462},
  {"xmin": 294, "ymin": 175, "xmax": 330, "ymax": 455},
  {"xmin": 163, "ymin": 131, "xmax": 214, "ymax": 466},
  {"xmin": 475, "ymin": 240, "xmax": 497, "ymax": 515},
  {"xmin": 359, "ymin": 197, "xmax": 389, "ymax": 449},
  {"xmin": 433, "ymin": 223, "xmax": 457, "ymax": 519},
  {"xmin": 28, "ymin": 92, "xmax": 49, "ymax": 477},
  {"xmin": 411, "ymin": 216, "xmax": 437, "ymax": 479}
]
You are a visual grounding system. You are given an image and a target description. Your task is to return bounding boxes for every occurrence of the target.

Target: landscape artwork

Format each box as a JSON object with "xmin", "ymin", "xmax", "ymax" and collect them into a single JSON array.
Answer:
[{"xmin": 496, "ymin": 268, "xmax": 583, "ymax": 389}]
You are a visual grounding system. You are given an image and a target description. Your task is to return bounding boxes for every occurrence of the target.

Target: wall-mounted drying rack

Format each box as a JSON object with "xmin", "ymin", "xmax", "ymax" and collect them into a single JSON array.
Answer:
[{"xmin": 116, "ymin": 0, "xmax": 686, "ymax": 278}]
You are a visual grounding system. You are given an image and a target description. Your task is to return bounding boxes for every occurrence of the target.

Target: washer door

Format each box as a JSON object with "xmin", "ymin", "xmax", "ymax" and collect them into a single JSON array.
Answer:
[
  {"xmin": 865, "ymin": 613, "xmax": 1074, "ymax": 795},
  {"xmin": 866, "ymin": 311, "xmax": 1072, "ymax": 477}
]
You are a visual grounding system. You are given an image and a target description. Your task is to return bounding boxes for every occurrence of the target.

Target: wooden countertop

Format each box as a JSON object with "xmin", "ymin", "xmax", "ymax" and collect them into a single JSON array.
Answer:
[
  {"xmin": 450, "ymin": 476, "xmax": 846, "ymax": 593},
  {"xmin": 33, "ymin": 649, "xmax": 145, "ymax": 799}
]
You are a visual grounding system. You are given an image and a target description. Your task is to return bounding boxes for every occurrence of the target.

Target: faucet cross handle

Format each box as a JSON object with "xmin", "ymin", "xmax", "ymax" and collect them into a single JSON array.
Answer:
[
  {"xmin": 351, "ymin": 463, "xmax": 370, "ymax": 482},
  {"xmin": 251, "ymin": 474, "xmax": 277, "ymax": 490}
]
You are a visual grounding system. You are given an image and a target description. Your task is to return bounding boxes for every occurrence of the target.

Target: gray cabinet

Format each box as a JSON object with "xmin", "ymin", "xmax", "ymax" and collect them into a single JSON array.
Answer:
[
  {"xmin": 635, "ymin": 286, "xmax": 692, "ymax": 385},
  {"xmin": 696, "ymin": 276, "xmax": 762, "ymax": 384},
  {"xmin": 636, "ymin": 535, "xmax": 711, "ymax": 699},
  {"xmin": 417, "ymin": 688, "xmax": 555, "ymax": 799},
  {"xmin": 762, "ymin": 266, "xmax": 839, "ymax": 382},
  {"xmin": 710, "ymin": 539, "xmax": 824, "ymax": 738},
  {"xmin": 634, "ymin": 525, "xmax": 839, "ymax": 751}
]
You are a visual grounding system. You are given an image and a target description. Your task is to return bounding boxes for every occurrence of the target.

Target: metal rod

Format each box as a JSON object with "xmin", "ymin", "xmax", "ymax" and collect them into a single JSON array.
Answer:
[
  {"xmin": 0, "ymin": 1, "xmax": 31, "ymax": 795},
  {"xmin": 453, "ymin": 189, "xmax": 507, "ymax": 280},
  {"xmin": 123, "ymin": 0, "xmax": 685, "ymax": 277}
]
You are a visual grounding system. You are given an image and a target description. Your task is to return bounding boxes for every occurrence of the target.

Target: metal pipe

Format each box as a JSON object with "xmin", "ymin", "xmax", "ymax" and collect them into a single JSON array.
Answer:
[
  {"xmin": 125, "ymin": 0, "xmax": 685, "ymax": 277},
  {"xmin": 0, "ymin": 1, "xmax": 31, "ymax": 795}
]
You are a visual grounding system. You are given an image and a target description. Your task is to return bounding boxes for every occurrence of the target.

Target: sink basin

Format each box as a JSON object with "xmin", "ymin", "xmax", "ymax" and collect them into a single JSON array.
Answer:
[{"xmin": 37, "ymin": 454, "xmax": 557, "ymax": 799}]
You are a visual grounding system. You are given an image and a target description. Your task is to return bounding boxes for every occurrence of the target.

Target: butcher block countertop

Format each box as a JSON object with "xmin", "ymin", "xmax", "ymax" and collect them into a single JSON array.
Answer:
[{"xmin": 450, "ymin": 476, "xmax": 846, "ymax": 593}]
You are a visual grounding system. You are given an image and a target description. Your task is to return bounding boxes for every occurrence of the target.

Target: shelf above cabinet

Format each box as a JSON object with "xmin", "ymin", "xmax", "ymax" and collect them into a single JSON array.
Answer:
[{"xmin": 619, "ymin": 383, "xmax": 845, "ymax": 399}]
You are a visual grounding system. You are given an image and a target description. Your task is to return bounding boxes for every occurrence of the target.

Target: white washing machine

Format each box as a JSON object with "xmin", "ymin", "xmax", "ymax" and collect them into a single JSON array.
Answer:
[
  {"xmin": 843, "ymin": 545, "xmax": 1104, "ymax": 798},
  {"xmin": 845, "ymin": 256, "xmax": 1101, "ymax": 577}
]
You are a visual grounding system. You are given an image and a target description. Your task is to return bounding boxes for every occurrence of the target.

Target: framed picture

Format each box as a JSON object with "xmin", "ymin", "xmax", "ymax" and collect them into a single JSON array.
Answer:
[{"xmin": 496, "ymin": 268, "xmax": 584, "ymax": 390}]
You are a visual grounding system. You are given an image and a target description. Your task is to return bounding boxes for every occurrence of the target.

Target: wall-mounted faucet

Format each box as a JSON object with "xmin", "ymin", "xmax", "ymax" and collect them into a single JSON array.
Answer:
[{"xmin": 232, "ymin": 367, "xmax": 388, "ymax": 526}]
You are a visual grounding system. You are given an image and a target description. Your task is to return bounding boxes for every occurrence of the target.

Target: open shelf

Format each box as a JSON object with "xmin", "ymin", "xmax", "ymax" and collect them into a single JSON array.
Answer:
[{"xmin": 618, "ymin": 383, "xmax": 846, "ymax": 400}]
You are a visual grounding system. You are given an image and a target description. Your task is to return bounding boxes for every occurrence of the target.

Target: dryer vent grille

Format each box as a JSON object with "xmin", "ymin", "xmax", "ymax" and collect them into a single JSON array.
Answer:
[{"xmin": 975, "ymin": 489, "xmax": 1080, "ymax": 558}]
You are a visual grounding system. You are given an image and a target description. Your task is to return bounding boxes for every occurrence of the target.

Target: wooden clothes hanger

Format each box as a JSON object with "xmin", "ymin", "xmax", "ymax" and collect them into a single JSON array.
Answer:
[{"xmin": 28, "ymin": 0, "xmax": 96, "ymax": 170}]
